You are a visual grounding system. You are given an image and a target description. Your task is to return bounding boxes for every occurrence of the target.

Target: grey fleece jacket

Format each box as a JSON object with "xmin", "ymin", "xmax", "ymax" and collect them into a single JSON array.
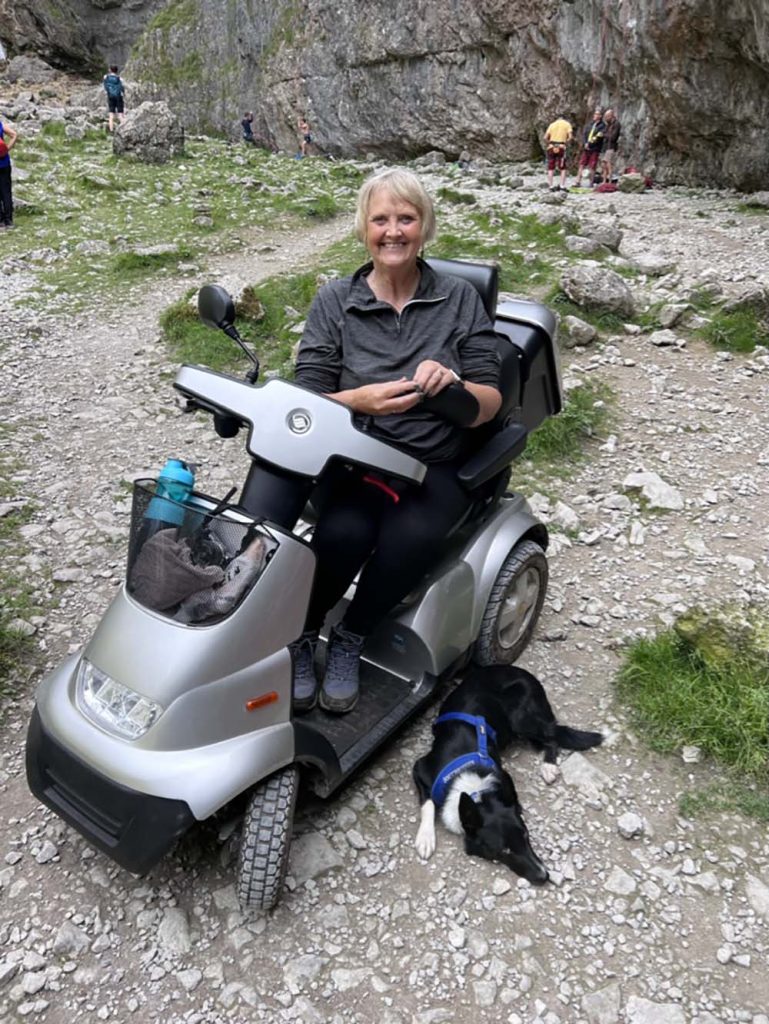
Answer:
[{"xmin": 294, "ymin": 259, "xmax": 501, "ymax": 462}]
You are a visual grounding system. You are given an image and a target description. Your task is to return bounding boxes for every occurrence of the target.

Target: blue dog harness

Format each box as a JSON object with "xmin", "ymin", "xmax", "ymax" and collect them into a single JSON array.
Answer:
[{"xmin": 430, "ymin": 712, "xmax": 498, "ymax": 807}]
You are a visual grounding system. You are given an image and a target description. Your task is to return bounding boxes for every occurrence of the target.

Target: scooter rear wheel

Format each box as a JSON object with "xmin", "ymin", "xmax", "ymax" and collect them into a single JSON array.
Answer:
[
  {"xmin": 473, "ymin": 539, "xmax": 548, "ymax": 666},
  {"xmin": 237, "ymin": 765, "xmax": 299, "ymax": 911}
]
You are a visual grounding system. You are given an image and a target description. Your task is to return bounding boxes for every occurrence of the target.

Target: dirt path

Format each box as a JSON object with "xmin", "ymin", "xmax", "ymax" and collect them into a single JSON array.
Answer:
[{"xmin": 1, "ymin": 187, "xmax": 769, "ymax": 1024}]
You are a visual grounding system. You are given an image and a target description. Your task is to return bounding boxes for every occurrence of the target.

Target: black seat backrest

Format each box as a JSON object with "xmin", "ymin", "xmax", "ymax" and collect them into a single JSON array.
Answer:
[
  {"xmin": 426, "ymin": 257, "xmax": 498, "ymax": 320},
  {"xmin": 426, "ymin": 257, "xmax": 519, "ymax": 423}
]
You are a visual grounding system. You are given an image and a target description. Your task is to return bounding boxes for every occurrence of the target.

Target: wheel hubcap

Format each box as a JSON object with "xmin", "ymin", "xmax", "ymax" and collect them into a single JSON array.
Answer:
[{"xmin": 497, "ymin": 567, "xmax": 541, "ymax": 648}]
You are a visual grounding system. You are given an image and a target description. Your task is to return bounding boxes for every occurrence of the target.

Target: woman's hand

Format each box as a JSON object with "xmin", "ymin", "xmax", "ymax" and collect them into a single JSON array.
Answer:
[
  {"xmin": 412, "ymin": 360, "xmax": 457, "ymax": 397},
  {"xmin": 332, "ymin": 378, "xmax": 423, "ymax": 416}
]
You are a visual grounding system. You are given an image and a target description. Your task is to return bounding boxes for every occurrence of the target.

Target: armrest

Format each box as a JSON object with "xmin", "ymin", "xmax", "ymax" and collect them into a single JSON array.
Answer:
[{"xmin": 457, "ymin": 422, "xmax": 528, "ymax": 491}]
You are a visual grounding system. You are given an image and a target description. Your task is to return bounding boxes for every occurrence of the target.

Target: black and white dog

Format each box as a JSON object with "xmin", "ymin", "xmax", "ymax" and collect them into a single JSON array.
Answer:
[{"xmin": 413, "ymin": 665, "xmax": 603, "ymax": 884}]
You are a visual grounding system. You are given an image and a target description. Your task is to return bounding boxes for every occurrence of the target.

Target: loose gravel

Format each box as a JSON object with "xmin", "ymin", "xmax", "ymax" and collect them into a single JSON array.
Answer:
[{"xmin": 1, "ymin": 166, "xmax": 768, "ymax": 1024}]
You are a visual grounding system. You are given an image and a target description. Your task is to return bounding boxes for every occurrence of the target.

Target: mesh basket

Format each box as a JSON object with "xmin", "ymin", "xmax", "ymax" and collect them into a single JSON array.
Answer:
[{"xmin": 126, "ymin": 479, "xmax": 277, "ymax": 624}]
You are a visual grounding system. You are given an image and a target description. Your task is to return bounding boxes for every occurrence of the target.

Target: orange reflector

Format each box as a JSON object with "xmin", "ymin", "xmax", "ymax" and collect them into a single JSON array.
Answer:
[{"xmin": 246, "ymin": 691, "xmax": 279, "ymax": 712}]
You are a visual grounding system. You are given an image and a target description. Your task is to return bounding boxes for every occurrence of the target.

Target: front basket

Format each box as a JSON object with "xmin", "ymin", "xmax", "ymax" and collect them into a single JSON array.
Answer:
[{"xmin": 126, "ymin": 479, "xmax": 277, "ymax": 624}]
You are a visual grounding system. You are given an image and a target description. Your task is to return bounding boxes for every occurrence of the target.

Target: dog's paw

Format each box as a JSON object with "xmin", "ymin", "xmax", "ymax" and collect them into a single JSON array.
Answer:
[
  {"xmin": 415, "ymin": 825, "xmax": 436, "ymax": 860},
  {"xmin": 540, "ymin": 761, "xmax": 560, "ymax": 786}
]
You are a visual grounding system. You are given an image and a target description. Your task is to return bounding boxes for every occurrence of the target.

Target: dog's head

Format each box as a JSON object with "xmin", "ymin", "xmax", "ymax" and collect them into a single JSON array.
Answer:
[{"xmin": 458, "ymin": 773, "xmax": 549, "ymax": 885}]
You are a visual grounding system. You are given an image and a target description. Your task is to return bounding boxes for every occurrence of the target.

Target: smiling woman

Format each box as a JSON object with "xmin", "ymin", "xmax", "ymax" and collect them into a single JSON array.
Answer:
[{"xmin": 289, "ymin": 167, "xmax": 503, "ymax": 716}]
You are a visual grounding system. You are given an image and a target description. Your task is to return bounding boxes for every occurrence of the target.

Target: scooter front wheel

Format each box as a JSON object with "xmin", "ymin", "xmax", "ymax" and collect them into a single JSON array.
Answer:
[
  {"xmin": 473, "ymin": 539, "xmax": 548, "ymax": 666},
  {"xmin": 237, "ymin": 765, "xmax": 299, "ymax": 911}
]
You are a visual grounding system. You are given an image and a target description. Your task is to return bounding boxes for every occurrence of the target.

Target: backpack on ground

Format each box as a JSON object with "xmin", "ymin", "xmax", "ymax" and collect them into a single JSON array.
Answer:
[{"xmin": 105, "ymin": 74, "xmax": 123, "ymax": 99}]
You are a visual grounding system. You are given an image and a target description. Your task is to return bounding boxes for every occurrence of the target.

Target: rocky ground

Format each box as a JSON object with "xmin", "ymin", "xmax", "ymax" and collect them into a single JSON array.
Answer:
[{"xmin": 1, "ymin": 113, "xmax": 769, "ymax": 1024}]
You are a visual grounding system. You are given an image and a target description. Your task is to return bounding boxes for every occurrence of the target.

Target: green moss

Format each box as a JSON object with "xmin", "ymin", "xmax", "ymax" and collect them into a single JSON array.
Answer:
[
  {"xmin": 148, "ymin": 0, "xmax": 199, "ymax": 34},
  {"xmin": 147, "ymin": 50, "xmax": 204, "ymax": 89},
  {"xmin": 260, "ymin": 0, "xmax": 302, "ymax": 63}
]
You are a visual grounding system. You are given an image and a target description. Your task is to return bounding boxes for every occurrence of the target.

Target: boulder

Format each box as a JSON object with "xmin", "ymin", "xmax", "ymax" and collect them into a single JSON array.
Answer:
[
  {"xmin": 560, "ymin": 263, "xmax": 636, "ymax": 317},
  {"xmin": 413, "ymin": 150, "xmax": 446, "ymax": 166},
  {"xmin": 579, "ymin": 220, "xmax": 623, "ymax": 251},
  {"xmin": 742, "ymin": 191, "xmax": 769, "ymax": 209},
  {"xmin": 5, "ymin": 55, "xmax": 57, "ymax": 84},
  {"xmin": 112, "ymin": 101, "xmax": 185, "ymax": 164},
  {"xmin": 722, "ymin": 282, "xmax": 769, "ymax": 315},
  {"xmin": 633, "ymin": 253, "xmax": 677, "ymax": 277},
  {"xmin": 559, "ymin": 314, "xmax": 598, "ymax": 348},
  {"xmin": 565, "ymin": 235, "xmax": 610, "ymax": 257},
  {"xmin": 673, "ymin": 605, "xmax": 769, "ymax": 673},
  {"xmin": 618, "ymin": 172, "xmax": 646, "ymax": 193}
]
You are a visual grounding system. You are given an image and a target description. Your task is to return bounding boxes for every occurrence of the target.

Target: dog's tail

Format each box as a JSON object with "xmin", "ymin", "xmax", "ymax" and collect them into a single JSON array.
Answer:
[{"xmin": 555, "ymin": 726, "xmax": 603, "ymax": 751}]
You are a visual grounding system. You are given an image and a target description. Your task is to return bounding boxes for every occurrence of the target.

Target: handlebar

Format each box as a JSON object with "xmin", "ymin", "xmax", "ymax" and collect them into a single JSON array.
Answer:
[{"xmin": 173, "ymin": 365, "xmax": 427, "ymax": 485}]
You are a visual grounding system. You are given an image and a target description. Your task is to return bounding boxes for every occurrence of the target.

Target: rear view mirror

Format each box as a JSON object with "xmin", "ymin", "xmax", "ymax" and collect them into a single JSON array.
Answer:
[{"xmin": 198, "ymin": 285, "xmax": 236, "ymax": 332}]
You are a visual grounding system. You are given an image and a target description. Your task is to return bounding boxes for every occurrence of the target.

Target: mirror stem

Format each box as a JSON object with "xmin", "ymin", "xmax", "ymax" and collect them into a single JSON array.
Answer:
[{"xmin": 224, "ymin": 325, "xmax": 259, "ymax": 369}]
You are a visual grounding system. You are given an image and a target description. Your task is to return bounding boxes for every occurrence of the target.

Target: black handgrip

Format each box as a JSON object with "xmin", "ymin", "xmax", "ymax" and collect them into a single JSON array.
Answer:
[{"xmin": 421, "ymin": 383, "xmax": 480, "ymax": 427}]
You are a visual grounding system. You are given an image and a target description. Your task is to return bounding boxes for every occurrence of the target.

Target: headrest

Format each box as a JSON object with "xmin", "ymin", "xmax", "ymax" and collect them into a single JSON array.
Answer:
[{"xmin": 426, "ymin": 258, "xmax": 499, "ymax": 320}]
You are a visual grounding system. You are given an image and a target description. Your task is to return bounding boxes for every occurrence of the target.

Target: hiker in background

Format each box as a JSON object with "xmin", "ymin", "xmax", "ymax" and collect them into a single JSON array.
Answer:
[
  {"xmin": 575, "ymin": 108, "xmax": 606, "ymax": 188},
  {"xmin": 544, "ymin": 113, "xmax": 573, "ymax": 191},
  {"xmin": 241, "ymin": 111, "xmax": 256, "ymax": 145},
  {"xmin": 298, "ymin": 115, "xmax": 312, "ymax": 157},
  {"xmin": 600, "ymin": 108, "xmax": 622, "ymax": 184},
  {"xmin": 0, "ymin": 115, "xmax": 17, "ymax": 230},
  {"xmin": 103, "ymin": 65, "xmax": 126, "ymax": 133}
]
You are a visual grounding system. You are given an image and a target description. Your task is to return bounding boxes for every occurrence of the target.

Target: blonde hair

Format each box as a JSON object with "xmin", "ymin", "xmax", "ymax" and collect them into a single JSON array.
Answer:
[{"xmin": 354, "ymin": 167, "xmax": 436, "ymax": 246}]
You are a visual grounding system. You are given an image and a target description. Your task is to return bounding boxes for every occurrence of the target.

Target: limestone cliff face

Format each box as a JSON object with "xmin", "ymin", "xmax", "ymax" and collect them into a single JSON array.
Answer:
[
  {"xmin": 0, "ymin": 0, "xmax": 165, "ymax": 71},
  {"xmin": 3, "ymin": 0, "xmax": 769, "ymax": 189}
]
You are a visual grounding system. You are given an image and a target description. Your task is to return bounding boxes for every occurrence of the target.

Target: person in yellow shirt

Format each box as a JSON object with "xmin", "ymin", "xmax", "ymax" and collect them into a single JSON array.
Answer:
[{"xmin": 544, "ymin": 115, "xmax": 573, "ymax": 191}]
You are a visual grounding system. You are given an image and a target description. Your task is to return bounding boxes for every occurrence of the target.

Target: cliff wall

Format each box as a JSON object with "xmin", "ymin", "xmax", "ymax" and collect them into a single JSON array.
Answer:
[{"xmin": 2, "ymin": 0, "xmax": 768, "ymax": 189}]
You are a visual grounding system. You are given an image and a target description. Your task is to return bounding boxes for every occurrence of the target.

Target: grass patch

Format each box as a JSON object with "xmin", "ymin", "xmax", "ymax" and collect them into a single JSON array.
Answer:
[
  {"xmin": 616, "ymin": 624, "xmax": 768, "ymax": 818},
  {"xmin": 436, "ymin": 186, "xmax": 477, "ymax": 206},
  {"xmin": 111, "ymin": 246, "xmax": 193, "ymax": 276},
  {"xmin": 522, "ymin": 377, "xmax": 611, "ymax": 465},
  {"xmin": 509, "ymin": 377, "xmax": 612, "ymax": 494},
  {"xmin": 696, "ymin": 308, "xmax": 769, "ymax": 353},
  {"xmin": 736, "ymin": 203, "xmax": 769, "ymax": 215},
  {"xmin": 7, "ymin": 136, "xmax": 361, "ymax": 311},
  {"xmin": 160, "ymin": 235, "xmax": 362, "ymax": 373},
  {"xmin": 514, "ymin": 213, "xmax": 568, "ymax": 250},
  {"xmin": 547, "ymin": 288, "xmax": 626, "ymax": 333},
  {"xmin": 679, "ymin": 782, "xmax": 769, "ymax": 822},
  {"xmin": 430, "ymin": 231, "xmax": 554, "ymax": 294},
  {"xmin": 0, "ymin": 434, "xmax": 40, "ymax": 708},
  {"xmin": 287, "ymin": 193, "xmax": 339, "ymax": 219}
]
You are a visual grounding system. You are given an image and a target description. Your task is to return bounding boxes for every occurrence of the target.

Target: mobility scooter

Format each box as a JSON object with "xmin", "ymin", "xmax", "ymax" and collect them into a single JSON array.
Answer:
[{"xmin": 26, "ymin": 258, "xmax": 561, "ymax": 909}]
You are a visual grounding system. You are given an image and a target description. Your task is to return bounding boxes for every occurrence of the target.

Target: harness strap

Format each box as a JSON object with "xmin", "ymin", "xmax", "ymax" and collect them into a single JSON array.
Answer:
[{"xmin": 430, "ymin": 713, "xmax": 498, "ymax": 806}]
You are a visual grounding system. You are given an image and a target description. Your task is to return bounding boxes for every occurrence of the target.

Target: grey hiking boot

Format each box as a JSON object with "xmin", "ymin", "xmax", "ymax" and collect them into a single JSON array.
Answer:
[
  {"xmin": 289, "ymin": 630, "xmax": 319, "ymax": 714},
  {"xmin": 320, "ymin": 625, "xmax": 365, "ymax": 714}
]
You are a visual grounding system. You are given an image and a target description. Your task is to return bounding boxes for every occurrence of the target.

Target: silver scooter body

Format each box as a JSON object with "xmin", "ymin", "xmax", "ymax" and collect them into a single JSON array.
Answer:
[{"xmin": 27, "ymin": 283, "xmax": 561, "ymax": 880}]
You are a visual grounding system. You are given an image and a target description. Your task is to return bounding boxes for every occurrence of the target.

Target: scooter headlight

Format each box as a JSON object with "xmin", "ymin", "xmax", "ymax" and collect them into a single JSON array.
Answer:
[{"xmin": 76, "ymin": 658, "xmax": 163, "ymax": 740}]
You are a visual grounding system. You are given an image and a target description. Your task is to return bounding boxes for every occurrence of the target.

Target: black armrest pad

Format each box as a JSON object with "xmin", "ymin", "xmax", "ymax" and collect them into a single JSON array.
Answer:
[
  {"xmin": 421, "ymin": 383, "xmax": 480, "ymax": 427},
  {"xmin": 457, "ymin": 422, "xmax": 528, "ymax": 490}
]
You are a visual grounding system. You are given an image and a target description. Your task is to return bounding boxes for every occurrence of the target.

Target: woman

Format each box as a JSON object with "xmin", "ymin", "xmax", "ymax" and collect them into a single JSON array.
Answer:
[
  {"xmin": 0, "ymin": 116, "xmax": 17, "ymax": 230},
  {"xmin": 293, "ymin": 167, "xmax": 502, "ymax": 714}
]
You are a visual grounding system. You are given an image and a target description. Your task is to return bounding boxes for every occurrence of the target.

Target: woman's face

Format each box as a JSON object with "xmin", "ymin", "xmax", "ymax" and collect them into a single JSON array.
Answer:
[{"xmin": 364, "ymin": 188, "xmax": 423, "ymax": 273}]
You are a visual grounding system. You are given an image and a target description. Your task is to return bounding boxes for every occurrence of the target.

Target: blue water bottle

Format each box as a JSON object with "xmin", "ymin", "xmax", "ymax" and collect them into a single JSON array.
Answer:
[{"xmin": 144, "ymin": 459, "xmax": 195, "ymax": 536}]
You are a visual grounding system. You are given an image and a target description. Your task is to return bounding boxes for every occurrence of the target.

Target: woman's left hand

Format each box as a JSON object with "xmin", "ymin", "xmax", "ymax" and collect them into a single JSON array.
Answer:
[{"xmin": 412, "ymin": 360, "xmax": 457, "ymax": 397}]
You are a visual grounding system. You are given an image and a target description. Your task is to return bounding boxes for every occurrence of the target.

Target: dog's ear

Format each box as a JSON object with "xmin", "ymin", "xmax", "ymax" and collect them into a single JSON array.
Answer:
[
  {"xmin": 458, "ymin": 792, "xmax": 482, "ymax": 833},
  {"xmin": 498, "ymin": 770, "xmax": 519, "ymax": 806}
]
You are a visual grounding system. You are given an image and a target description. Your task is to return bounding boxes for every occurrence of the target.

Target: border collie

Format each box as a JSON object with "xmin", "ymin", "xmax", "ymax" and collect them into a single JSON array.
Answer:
[{"xmin": 413, "ymin": 665, "xmax": 603, "ymax": 884}]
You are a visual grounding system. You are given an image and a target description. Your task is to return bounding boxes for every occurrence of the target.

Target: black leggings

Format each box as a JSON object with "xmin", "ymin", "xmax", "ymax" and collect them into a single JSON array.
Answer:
[
  {"xmin": 0, "ymin": 167, "xmax": 12, "ymax": 226},
  {"xmin": 305, "ymin": 458, "xmax": 473, "ymax": 635}
]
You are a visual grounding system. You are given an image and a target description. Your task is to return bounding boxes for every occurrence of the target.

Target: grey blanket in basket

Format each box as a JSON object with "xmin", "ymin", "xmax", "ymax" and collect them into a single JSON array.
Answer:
[{"xmin": 129, "ymin": 529, "xmax": 226, "ymax": 611}]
